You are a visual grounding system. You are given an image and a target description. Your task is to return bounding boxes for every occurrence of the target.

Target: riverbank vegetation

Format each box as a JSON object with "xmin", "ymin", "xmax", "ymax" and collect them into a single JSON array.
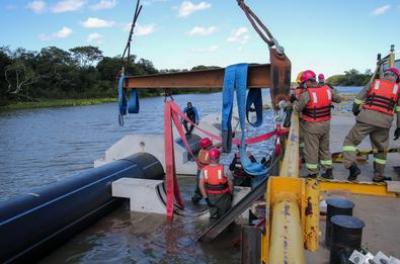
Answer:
[
  {"xmin": 0, "ymin": 45, "xmax": 220, "ymax": 110},
  {"xmin": 326, "ymin": 69, "xmax": 372, "ymax": 87}
]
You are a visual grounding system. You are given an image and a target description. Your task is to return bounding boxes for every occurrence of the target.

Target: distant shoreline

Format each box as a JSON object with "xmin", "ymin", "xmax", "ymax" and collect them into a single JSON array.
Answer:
[{"xmin": 0, "ymin": 98, "xmax": 117, "ymax": 112}]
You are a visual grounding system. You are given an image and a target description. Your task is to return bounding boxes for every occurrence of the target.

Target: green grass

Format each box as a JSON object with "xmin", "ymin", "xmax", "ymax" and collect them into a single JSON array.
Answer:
[{"xmin": 0, "ymin": 98, "xmax": 117, "ymax": 112}]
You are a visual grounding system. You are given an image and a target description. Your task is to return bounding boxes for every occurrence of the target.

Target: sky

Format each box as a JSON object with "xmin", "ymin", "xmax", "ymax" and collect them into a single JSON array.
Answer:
[{"xmin": 1, "ymin": 0, "xmax": 399, "ymax": 78}]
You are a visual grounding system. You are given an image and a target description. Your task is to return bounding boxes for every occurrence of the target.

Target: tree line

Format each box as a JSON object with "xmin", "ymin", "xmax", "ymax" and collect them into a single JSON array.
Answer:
[
  {"xmin": 0, "ymin": 45, "xmax": 220, "ymax": 106},
  {"xmin": 326, "ymin": 69, "xmax": 372, "ymax": 87},
  {"xmin": 0, "ymin": 45, "xmax": 372, "ymax": 107}
]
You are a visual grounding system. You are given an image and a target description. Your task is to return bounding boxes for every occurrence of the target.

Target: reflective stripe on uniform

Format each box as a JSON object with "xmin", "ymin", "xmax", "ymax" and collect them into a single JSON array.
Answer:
[
  {"xmin": 306, "ymin": 163, "xmax": 318, "ymax": 169},
  {"xmin": 327, "ymin": 89, "xmax": 332, "ymax": 100},
  {"xmin": 393, "ymin": 84, "xmax": 399, "ymax": 95},
  {"xmin": 320, "ymin": 160, "xmax": 332, "ymax": 166},
  {"xmin": 217, "ymin": 168, "xmax": 222, "ymax": 180},
  {"xmin": 374, "ymin": 80, "xmax": 380, "ymax": 90},
  {"xmin": 354, "ymin": 98, "xmax": 364, "ymax": 105},
  {"xmin": 312, "ymin": 92, "xmax": 318, "ymax": 103},
  {"xmin": 374, "ymin": 158, "xmax": 386, "ymax": 165},
  {"xmin": 343, "ymin": 145, "xmax": 357, "ymax": 152}
]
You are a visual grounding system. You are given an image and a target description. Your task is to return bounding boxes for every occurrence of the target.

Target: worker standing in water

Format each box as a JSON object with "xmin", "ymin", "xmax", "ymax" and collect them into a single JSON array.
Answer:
[
  {"xmin": 293, "ymin": 70, "xmax": 342, "ymax": 179},
  {"xmin": 199, "ymin": 148, "xmax": 233, "ymax": 221},
  {"xmin": 192, "ymin": 137, "xmax": 213, "ymax": 204},
  {"xmin": 183, "ymin": 102, "xmax": 199, "ymax": 136},
  {"xmin": 342, "ymin": 67, "xmax": 400, "ymax": 182}
]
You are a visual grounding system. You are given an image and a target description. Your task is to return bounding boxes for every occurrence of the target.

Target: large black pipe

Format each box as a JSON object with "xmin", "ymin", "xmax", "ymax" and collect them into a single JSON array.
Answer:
[{"xmin": 0, "ymin": 153, "xmax": 164, "ymax": 263}]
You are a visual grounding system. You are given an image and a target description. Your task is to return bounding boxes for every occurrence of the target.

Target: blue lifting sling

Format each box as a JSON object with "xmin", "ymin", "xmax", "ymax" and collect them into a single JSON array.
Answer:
[{"xmin": 221, "ymin": 64, "xmax": 268, "ymax": 177}]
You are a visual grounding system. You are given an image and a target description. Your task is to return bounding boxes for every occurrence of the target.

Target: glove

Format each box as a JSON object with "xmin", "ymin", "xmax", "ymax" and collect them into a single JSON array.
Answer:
[
  {"xmin": 394, "ymin": 128, "xmax": 400, "ymax": 140},
  {"xmin": 205, "ymin": 197, "xmax": 214, "ymax": 207},
  {"xmin": 290, "ymin": 94, "xmax": 297, "ymax": 104},
  {"xmin": 352, "ymin": 103, "xmax": 360, "ymax": 116}
]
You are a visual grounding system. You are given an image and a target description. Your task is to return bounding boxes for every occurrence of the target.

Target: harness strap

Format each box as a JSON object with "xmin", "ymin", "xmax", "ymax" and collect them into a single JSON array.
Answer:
[
  {"xmin": 128, "ymin": 89, "xmax": 140, "ymax": 113},
  {"xmin": 246, "ymin": 88, "xmax": 263, "ymax": 127}
]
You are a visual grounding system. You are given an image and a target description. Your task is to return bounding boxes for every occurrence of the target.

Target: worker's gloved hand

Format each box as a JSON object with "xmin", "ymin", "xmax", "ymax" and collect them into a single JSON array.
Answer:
[
  {"xmin": 352, "ymin": 103, "xmax": 360, "ymax": 116},
  {"xmin": 289, "ymin": 94, "xmax": 297, "ymax": 104},
  {"xmin": 394, "ymin": 127, "xmax": 400, "ymax": 140},
  {"xmin": 205, "ymin": 197, "xmax": 214, "ymax": 207}
]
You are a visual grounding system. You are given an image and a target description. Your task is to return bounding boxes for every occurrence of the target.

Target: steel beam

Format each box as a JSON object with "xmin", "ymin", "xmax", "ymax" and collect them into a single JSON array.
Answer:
[{"xmin": 124, "ymin": 64, "xmax": 272, "ymax": 89}]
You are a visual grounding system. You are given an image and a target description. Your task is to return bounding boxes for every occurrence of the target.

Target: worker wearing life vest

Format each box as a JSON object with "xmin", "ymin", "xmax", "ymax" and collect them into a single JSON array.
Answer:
[
  {"xmin": 192, "ymin": 137, "xmax": 213, "ymax": 204},
  {"xmin": 290, "ymin": 71, "xmax": 306, "ymax": 157},
  {"xmin": 293, "ymin": 70, "xmax": 342, "ymax": 178},
  {"xmin": 199, "ymin": 148, "xmax": 233, "ymax": 220},
  {"xmin": 342, "ymin": 67, "xmax": 400, "ymax": 182}
]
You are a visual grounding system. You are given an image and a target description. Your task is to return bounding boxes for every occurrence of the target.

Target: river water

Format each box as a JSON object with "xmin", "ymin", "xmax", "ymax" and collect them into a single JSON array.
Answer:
[{"xmin": 0, "ymin": 87, "xmax": 360, "ymax": 263}]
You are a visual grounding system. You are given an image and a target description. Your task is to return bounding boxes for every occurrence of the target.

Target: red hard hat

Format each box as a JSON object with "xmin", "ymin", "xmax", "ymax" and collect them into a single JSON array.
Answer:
[
  {"xmin": 385, "ymin": 67, "xmax": 400, "ymax": 81},
  {"xmin": 301, "ymin": 70, "xmax": 316, "ymax": 83},
  {"xmin": 209, "ymin": 148, "xmax": 221, "ymax": 160},
  {"xmin": 199, "ymin": 138, "xmax": 212, "ymax": 148},
  {"xmin": 318, "ymin": 73, "xmax": 325, "ymax": 81}
]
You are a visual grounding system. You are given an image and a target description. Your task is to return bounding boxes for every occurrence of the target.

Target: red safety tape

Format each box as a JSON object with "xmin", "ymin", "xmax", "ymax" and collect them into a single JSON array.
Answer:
[
  {"xmin": 169, "ymin": 101, "xmax": 286, "ymax": 146},
  {"xmin": 164, "ymin": 101, "xmax": 184, "ymax": 221}
]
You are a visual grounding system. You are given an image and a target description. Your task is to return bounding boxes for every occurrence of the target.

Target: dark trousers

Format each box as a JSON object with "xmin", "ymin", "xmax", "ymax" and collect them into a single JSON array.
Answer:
[{"xmin": 183, "ymin": 120, "xmax": 194, "ymax": 135}]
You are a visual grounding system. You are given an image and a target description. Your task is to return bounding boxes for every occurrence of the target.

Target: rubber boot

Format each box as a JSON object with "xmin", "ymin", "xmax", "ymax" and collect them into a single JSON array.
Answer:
[
  {"xmin": 372, "ymin": 173, "xmax": 392, "ymax": 183},
  {"xmin": 321, "ymin": 168, "xmax": 334, "ymax": 180},
  {"xmin": 306, "ymin": 174, "xmax": 318, "ymax": 179},
  {"xmin": 347, "ymin": 164, "xmax": 361, "ymax": 181}
]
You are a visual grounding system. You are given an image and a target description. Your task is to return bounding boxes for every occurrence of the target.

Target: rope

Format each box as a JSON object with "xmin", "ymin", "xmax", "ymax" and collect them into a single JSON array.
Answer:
[{"xmin": 236, "ymin": 0, "xmax": 284, "ymax": 54}]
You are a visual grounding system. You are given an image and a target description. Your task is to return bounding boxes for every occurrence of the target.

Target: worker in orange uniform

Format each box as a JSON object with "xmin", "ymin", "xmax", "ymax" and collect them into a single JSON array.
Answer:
[
  {"xmin": 293, "ymin": 70, "xmax": 342, "ymax": 179},
  {"xmin": 199, "ymin": 148, "xmax": 233, "ymax": 220},
  {"xmin": 192, "ymin": 137, "xmax": 213, "ymax": 204},
  {"xmin": 342, "ymin": 67, "xmax": 400, "ymax": 182}
]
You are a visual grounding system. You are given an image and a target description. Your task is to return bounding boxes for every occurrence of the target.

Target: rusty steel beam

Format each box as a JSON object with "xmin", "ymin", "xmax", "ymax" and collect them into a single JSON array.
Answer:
[{"xmin": 123, "ymin": 64, "xmax": 271, "ymax": 89}]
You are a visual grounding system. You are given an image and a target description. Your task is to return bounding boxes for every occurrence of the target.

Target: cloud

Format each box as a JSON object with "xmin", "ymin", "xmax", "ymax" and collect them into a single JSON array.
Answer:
[
  {"xmin": 38, "ymin": 26, "xmax": 72, "ymax": 41},
  {"xmin": 143, "ymin": 0, "xmax": 167, "ymax": 5},
  {"xmin": 191, "ymin": 45, "xmax": 219, "ymax": 53},
  {"xmin": 135, "ymin": 24, "xmax": 156, "ymax": 36},
  {"xmin": 123, "ymin": 23, "xmax": 156, "ymax": 36},
  {"xmin": 51, "ymin": 0, "xmax": 85, "ymax": 13},
  {"xmin": 227, "ymin": 27, "xmax": 249, "ymax": 44},
  {"xmin": 178, "ymin": 1, "xmax": 211, "ymax": 17},
  {"xmin": 90, "ymin": 0, "xmax": 117, "ymax": 10},
  {"xmin": 27, "ymin": 1, "xmax": 46, "ymax": 13},
  {"xmin": 87, "ymin": 33, "xmax": 103, "ymax": 44},
  {"xmin": 188, "ymin": 26, "xmax": 216, "ymax": 36},
  {"xmin": 81, "ymin": 17, "xmax": 115, "ymax": 28},
  {"xmin": 371, "ymin": 5, "xmax": 391, "ymax": 16}
]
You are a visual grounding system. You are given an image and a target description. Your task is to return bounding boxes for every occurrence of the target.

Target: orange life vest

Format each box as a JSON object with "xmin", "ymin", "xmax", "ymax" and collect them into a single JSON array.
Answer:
[
  {"xmin": 295, "ymin": 87, "xmax": 305, "ymax": 100},
  {"xmin": 302, "ymin": 85, "xmax": 332, "ymax": 122},
  {"xmin": 197, "ymin": 149, "xmax": 210, "ymax": 169},
  {"xmin": 362, "ymin": 79, "xmax": 399, "ymax": 116},
  {"xmin": 203, "ymin": 165, "xmax": 230, "ymax": 195}
]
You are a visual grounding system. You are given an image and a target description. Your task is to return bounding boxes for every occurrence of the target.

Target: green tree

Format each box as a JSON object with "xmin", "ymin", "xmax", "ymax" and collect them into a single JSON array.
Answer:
[
  {"xmin": 4, "ymin": 60, "xmax": 38, "ymax": 99},
  {"xmin": 69, "ymin": 46, "xmax": 103, "ymax": 68}
]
